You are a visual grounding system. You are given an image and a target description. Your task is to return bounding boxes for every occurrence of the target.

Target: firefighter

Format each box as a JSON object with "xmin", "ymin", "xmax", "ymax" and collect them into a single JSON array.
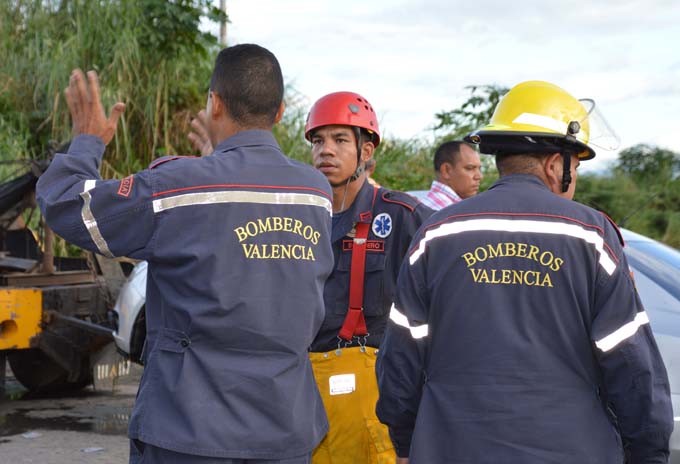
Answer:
[
  {"xmin": 376, "ymin": 81, "xmax": 674, "ymax": 463},
  {"xmin": 304, "ymin": 91, "xmax": 433, "ymax": 464},
  {"xmin": 36, "ymin": 44, "xmax": 334, "ymax": 464}
]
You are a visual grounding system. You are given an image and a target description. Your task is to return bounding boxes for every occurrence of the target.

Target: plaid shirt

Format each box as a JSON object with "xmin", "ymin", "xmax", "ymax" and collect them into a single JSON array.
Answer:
[{"xmin": 421, "ymin": 180, "xmax": 461, "ymax": 210}]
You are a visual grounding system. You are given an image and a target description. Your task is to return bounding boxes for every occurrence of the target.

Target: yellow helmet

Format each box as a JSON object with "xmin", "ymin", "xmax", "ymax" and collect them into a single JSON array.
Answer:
[{"xmin": 466, "ymin": 81, "xmax": 617, "ymax": 161}]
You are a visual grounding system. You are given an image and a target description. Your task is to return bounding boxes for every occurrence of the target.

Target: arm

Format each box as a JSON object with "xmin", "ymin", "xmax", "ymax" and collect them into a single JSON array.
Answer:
[
  {"xmin": 376, "ymin": 241, "xmax": 430, "ymax": 459},
  {"xmin": 65, "ymin": 69, "xmax": 125, "ymax": 145},
  {"xmin": 592, "ymin": 247, "xmax": 673, "ymax": 463},
  {"xmin": 36, "ymin": 69, "xmax": 155, "ymax": 260}
]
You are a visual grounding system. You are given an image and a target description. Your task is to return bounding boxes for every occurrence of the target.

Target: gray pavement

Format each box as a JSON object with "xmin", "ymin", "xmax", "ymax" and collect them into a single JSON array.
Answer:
[{"xmin": 0, "ymin": 351, "xmax": 142, "ymax": 464}]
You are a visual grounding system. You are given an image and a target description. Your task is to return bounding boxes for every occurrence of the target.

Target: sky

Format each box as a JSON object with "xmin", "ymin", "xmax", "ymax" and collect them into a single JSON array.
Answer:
[{"xmin": 208, "ymin": 0, "xmax": 680, "ymax": 173}]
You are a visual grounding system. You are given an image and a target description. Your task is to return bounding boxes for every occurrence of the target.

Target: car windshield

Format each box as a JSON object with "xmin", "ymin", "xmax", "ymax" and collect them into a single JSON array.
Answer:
[{"xmin": 624, "ymin": 236, "xmax": 680, "ymax": 337}]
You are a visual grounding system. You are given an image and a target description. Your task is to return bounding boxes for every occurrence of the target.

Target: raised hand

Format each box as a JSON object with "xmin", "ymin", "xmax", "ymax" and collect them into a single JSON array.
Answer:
[
  {"xmin": 188, "ymin": 109, "xmax": 214, "ymax": 156},
  {"xmin": 64, "ymin": 69, "xmax": 125, "ymax": 146}
]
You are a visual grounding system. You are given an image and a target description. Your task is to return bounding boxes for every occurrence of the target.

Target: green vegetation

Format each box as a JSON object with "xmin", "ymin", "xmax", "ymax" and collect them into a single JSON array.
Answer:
[
  {"xmin": 0, "ymin": 0, "xmax": 225, "ymax": 180},
  {"xmin": 1, "ymin": 1, "xmax": 678, "ymax": 249},
  {"xmin": 576, "ymin": 145, "xmax": 680, "ymax": 247}
]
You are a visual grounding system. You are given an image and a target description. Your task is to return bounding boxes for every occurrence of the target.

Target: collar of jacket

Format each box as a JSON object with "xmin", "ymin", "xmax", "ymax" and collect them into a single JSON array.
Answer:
[
  {"xmin": 212, "ymin": 129, "xmax": 281, "ymax": 155},
  {"xmin": 332, "ymin": 179, "xmax": 379, "ymax": 242},
  {"xmin": 488, "ymin": 173, "xmax": 551, "ymax": 192}
]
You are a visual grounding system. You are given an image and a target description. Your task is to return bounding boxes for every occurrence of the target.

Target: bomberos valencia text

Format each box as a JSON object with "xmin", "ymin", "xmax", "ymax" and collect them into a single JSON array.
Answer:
[
  {"xmin": 234, "ymin": 216, "xmax": 321, "ymax": 260},
  {"xmin": 462, "ymin": 242, "xmax": 564, "ymax": 288}
]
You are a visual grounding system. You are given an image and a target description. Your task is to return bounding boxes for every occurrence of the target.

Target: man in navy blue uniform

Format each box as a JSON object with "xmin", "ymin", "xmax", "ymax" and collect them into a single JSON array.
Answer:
[
  {"xmin": 37, "ymin": 44, "xmax": 334, "ymax": 464},
  {"xmin": 376, "ymin": 81, "xmax": 673, "ymax": 463},
  {"xmin": 304, "ymin": 92, "xmax": 432, "ymax": 463}
]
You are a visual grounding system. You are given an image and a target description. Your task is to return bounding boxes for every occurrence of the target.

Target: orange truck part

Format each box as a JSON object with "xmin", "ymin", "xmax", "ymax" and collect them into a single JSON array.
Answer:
[{"xmin": 0, "ymin": 288, "xmax": 42, "ymax": 350}]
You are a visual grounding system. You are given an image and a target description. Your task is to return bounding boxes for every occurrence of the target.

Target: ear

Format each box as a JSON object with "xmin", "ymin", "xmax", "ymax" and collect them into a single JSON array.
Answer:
[
  {"xmin": 542, "ymin": 153, "xmax": 563, "ymax": 194},
  {"xmin": 360, "ymin": 140, "xmax": 375, "ymax": 163},
  {"xmin": 440, "ymin": 161, "xmax": 454, "ymax": 180},
  {"xmin": 274, "ymin": 101, "xmax": 285, "ymax": 125},
  {"xmin": 210, "ymin": 91, "xmax": 225, "ymax": 120}
]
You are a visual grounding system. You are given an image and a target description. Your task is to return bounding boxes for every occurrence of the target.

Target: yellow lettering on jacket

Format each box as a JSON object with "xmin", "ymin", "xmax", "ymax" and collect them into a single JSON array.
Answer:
[
  {"xmin": 461, "ymin": 242, "xmax": 565, "ymax": 273},
  {"xmin": 234, "ymin": 217, "xmax": 320, "ymax": 243},
  {"xmin": 468, "ymin": 268, "xmax": 554, "ymax": 288},
  {"xmin": 241, "ymin": 243, "xmax": 315, "ymax": 261}
]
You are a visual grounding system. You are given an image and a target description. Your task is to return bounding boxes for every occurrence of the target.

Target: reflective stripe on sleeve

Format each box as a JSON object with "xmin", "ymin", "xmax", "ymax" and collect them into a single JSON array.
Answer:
[
  {"xmin": 595, "ymin": 311, "xmax": 650, "ymax": 353},
  {"xmin": 389, "ymin": 304, "xmax": 428, "ymax": 339},
  {"xmin": 152, "ymin": 190, "xmax": 333, "ymax": 215},
  {"xmin": 409, "ymin": 218, "xmax": 617, "ymax": 275},
  {"xmin": 79, "ymin": 180, "xmax": 114, "ymax": 258}
]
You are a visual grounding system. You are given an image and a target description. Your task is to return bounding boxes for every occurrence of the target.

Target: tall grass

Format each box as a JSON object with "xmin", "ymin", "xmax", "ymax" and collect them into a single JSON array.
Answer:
[
  {"xmin": 0, "ymin": 0, "xmax": 221, "ymax": 178},
  {"xmin": 0, "ymin": 0, "xmax": 222, "ymax": 256}
]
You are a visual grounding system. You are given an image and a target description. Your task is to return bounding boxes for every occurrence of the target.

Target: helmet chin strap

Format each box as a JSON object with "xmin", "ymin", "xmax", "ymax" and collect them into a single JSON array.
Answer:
[
  {"xmin": 349, "ymin": 163, "xmax": 366, "ymax": 182},
  {"xmin": 561, "ymin": 152, "xmax": 572, "ymax": 193},
  {"xmin": 332, "ymin": 127, "xmax": 366, "ymax": 212},
  {"xmin": 349, "ymin": 126, "xmax": 365, "ymax": 182}
]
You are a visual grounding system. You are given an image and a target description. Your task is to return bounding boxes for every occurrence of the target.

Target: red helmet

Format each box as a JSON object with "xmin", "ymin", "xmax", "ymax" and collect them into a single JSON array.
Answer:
[{"xmin": 305, "ymin": 91, "xmax": 381, "ymax": 147}]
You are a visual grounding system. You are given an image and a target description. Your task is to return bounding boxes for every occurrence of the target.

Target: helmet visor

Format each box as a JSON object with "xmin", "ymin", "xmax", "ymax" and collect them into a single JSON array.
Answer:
[{"xmin": 578, "ymin": 99, "xmax": 620, "ymax": 152}]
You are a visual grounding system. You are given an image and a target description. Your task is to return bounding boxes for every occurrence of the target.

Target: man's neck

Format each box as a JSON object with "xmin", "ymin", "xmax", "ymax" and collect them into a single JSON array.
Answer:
[
  {"xmin": 331, "ymin": 176, "xmax": 367, "ymax": 214},
  {"xmin": 211, "ymin": 118, "xmax": 271, "ymax": 148}
]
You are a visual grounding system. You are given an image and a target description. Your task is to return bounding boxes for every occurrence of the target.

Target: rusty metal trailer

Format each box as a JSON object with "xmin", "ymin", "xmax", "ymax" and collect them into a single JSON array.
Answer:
[{"xmin": 0, "ymin": 164, "xmax": 125, "ymax": 394}]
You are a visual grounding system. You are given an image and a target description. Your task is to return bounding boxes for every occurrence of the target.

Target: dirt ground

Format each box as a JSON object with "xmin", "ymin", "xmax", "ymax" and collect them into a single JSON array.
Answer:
[{"xmin": 0, "ymin": 351, "xmax": 142, "ymax": 464}]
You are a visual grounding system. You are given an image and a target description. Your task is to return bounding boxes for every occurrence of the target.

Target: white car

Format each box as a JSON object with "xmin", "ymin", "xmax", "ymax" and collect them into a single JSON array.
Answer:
[{"xmin": 113, "ymin": 260, "xmax": 147, "ymax": 364}]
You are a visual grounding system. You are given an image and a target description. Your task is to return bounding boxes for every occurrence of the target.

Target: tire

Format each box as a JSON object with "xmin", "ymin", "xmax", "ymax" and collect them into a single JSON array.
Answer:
[{"xmin": 7, "ymin": 348, "xmax": 92, "ymax": 393}]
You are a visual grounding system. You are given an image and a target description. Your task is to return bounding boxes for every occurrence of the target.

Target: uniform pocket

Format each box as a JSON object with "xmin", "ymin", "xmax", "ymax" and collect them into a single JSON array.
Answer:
[
  {"xmin": 332, "ymin": 252, "xmax": 387, "ymax": 316},
  {"xmin": 150, "ymin": 328, "xmax": 191, "ymax": 389},
  {"xmin": 366, "ymin": 417, "xmax": 396, "ymax": 458},
  {"xmin": 157, "ymin": 328, "xmax": 191, "ymax": 353},
  {"xmin": 129, "ymin": 439, "xmax": 146, "ymax": 463}
]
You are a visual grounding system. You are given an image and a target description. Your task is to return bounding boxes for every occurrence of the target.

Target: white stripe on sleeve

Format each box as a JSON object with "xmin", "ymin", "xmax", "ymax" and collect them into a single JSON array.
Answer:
[
  {"xmin": 595, "ymin": 311, "xmax": 650, "ymax": 353},
  {"xmin": 80, "ymin": 179, "xmax": 114, "ymax": 258},
  {"xmin": 389, "ymin": 304, "xmax": 428, "ymax": 339}
]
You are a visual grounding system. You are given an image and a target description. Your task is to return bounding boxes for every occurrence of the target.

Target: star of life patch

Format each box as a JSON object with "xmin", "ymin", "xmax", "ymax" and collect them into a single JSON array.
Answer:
[{"xmin": 372, "ymin": 212, "xmax": 392, "ymax": 238}]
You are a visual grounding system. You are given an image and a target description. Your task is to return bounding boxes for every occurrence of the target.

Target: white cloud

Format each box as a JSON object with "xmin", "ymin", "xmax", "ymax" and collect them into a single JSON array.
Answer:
[{"xmin": 213, "ymin": 0, "xmax": 680, "ymax": 168}]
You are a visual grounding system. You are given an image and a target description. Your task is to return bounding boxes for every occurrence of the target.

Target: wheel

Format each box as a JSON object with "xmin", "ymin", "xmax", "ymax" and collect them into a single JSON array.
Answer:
[{"xmin": 7, "ymin": 348, "xmax": 92, "ymax": 393}]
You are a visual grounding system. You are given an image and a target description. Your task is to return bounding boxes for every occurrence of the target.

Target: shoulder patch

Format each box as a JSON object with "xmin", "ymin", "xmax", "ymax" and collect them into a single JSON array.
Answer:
[
  {"xmin": 380, "ymin": 188, "xmax": 419, "ymax": 212},
  {"xmin": 372, "ymin": 212, "xmax": 393, "ymax": 238},
  {"xmin": 149, "ymin": 155, "xmax": 197, "ymax": 170},
  {"xmin": 601, "ymin": 211, "xmax": 625, "ymax": 246},
  {"xmin": 117, "ymin": 175, "xmax": 134, "ymax": 198}
]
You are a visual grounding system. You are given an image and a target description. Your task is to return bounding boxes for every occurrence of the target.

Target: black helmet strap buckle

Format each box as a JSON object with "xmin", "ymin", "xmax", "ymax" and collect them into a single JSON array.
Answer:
[
  {"xmin": 348, "ymin": 126, "xmax": 365, "ymax": 182},
  {"xmin": 561, "ymin": 152, "xmax": 572, "ymax": 193},
  {"xmin": 560, "ymin": 121, "xmax": 581, "ymax": 193}
]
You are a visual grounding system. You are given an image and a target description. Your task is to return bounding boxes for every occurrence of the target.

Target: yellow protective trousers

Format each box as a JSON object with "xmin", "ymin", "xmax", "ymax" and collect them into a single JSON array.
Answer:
[{"xmin": 309, "ymin": 346, "xmax": 396, "ymax": 464}]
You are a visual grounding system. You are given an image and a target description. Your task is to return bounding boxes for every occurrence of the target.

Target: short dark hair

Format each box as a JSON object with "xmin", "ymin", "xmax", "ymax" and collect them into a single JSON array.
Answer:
[
  {"xmin": 433, "ymin": 141, "xmax": 475, "ymax": 172},
  {"xmin": 495, "ymin": 153, "xmax": 546, "ymax": 176},
  {"xmin": 210, "ymin": 44, "xmax": 284, "ymax": 128}
]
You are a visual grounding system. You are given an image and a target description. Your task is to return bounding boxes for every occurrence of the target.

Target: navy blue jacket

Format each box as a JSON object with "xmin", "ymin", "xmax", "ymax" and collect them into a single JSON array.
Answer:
[
  {"xmin": 37, "ymin": 131, "xmax": 334, "ymax": 459},
  {"xmin": 376, "ymin": 174, "xmax": 673, "ymax": 463},
  {"xmin": 310, "ymin": 180, "xmax": 433, "ymax": 352}
]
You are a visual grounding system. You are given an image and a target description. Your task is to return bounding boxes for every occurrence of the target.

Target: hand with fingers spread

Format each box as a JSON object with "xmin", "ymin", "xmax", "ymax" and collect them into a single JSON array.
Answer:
[
  {"xmin": 64, "ymin": 69, "xmax": 125, "ymax": 146},
  {"xmin": 187, "ymin": 109, "xmax": 214, "ymax": 156}
]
